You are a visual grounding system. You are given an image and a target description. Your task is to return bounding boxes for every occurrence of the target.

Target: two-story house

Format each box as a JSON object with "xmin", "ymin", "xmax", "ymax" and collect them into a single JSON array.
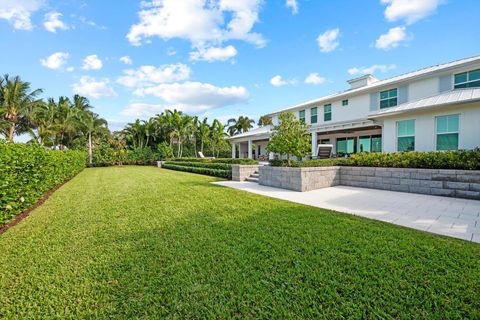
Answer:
[{"xmin": 228, "ymin": 55, "xmax": 480, "ymax": 159}]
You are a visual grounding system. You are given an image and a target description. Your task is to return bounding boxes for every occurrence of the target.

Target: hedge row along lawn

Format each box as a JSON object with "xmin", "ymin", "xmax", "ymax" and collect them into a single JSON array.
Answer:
[
  {"xmin": 0, "ymin": 166, "xmax": 478, "ymax": 318},
  {"xmin": 0, "ymin": 141, "xmax": 86, "ymax": 225},
  {"xmin": 162, "ymin": 161, "xmax": 232, "ymax": 179},
  {"xmin": 271, "ymin": 149, "xmax": 480, "ymax": 170}
]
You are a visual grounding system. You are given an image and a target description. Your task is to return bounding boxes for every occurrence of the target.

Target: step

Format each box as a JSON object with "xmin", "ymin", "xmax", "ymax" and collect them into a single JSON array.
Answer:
[
  {"xmin": 246, "ymin": 177, "xmax": 259, "ymax": 182},
  {"xmin": 250, "ymin": 173, "xmax": 259, "ymax": 178}
]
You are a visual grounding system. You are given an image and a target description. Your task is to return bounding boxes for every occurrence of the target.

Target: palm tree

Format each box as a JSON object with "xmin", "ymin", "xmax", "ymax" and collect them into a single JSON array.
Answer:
[
  {"xmin": 211, "ymin": 119, "xmax": 228, "ymax": 158},
  {"xmin": 258, "ymin": 115, "xmax": 272, "ymax": 126},
  {"xmin": 227, "ymin": 116, "xmax": 255, "ymax": 136},
  {"xmin": 198, "ymin": 118, "xmax": 211, "ymax": 155},
  {"xmin": 29, "ymin": 99, "xmax": 56, "ymax": 146},
  {"xmin": 80, "ymin": 111, "xmax": 108, "ymax": 165},
  {"xmin": 0, "ymin": 74, "xmax": 43, "ymax": 142}
]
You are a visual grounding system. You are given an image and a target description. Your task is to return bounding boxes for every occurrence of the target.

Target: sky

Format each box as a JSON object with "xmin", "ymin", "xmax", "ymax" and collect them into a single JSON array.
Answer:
[{"xmin": 1, "ymin": 0, "xmax": 479, "ymax": 132}]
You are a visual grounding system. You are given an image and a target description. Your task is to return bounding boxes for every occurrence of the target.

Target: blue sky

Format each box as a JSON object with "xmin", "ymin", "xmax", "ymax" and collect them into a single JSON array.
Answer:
[{"xmin": 1, "ymin": 0, "xmax": 479, "ymax": 131}]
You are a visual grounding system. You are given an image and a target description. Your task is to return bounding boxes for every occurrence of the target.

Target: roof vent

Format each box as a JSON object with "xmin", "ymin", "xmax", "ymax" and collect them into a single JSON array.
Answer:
[{"xmin": 347, "ymin": 74, "xmax": 378, "ymax": 89}]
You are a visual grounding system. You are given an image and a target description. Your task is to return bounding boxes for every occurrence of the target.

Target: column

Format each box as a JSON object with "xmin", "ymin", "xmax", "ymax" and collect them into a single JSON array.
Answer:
[
  {"xmin": 231, "ymin": 143, "xmax": 236, "ymax": 158},
  {"xmin": 311, "ymin": 131, "xmax": 318, "ymax": 158},
  {"xmin": 238, "ymin": 142, "xmax": 243, "ymax": 158},
  {"xmin": 248, "ymin": 139, "xmax": 253, "ymax": 159}
]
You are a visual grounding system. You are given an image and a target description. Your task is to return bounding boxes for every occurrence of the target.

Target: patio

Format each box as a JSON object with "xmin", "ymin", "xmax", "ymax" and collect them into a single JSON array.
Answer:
[{"xmin": 213, "ymin": 181, "xmax": 480, "ymax": 242}]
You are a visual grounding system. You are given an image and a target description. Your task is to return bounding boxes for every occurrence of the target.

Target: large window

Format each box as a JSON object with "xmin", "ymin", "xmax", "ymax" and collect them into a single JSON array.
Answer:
[
  {"xmin": 299, "ymin": 110, "xmax": 305, "ymax": 123},
  {"xmin": 397, "ymin": 119, "xmax": 415, "ymax": 152},
  {"xmin": 358, "ymin": 135, "xmax": 382, "ymax": 153},
  {"xmin": 436, "ymin": 114, "xmax": 459, "ymax": 150},
  {"xmin": 454, "ymin": 69, "xmax": 480, "ymax": 88},
  {"xmin": 380, "ymin": 88, "xmax": 398, "ymax": 109},
  {"xmin": 310, "ymin": 107, "xmax": 318, "ymax": 124},
  {"xmin": 324, "ymin": 104, "xmax": 332, "ymax": 121},
  {"xmin": 336, "ymin": 138, "xmax": 355, "ymax": 154}
]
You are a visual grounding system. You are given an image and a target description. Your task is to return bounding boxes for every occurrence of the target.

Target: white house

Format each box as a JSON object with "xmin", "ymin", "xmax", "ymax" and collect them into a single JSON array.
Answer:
[{"xmin": 228, "ymin": 56, "xmax": 480, "ymax": 159}]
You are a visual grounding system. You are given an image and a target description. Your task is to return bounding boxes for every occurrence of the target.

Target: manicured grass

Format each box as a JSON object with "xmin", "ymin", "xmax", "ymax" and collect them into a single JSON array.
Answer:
[{"xmin": 0, "ymin": 166, "xmax": 479, "ymax": 318}]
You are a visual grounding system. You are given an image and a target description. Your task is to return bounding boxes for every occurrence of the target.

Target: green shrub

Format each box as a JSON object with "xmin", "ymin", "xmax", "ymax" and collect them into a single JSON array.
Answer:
[
  {"xmin": 157, "ymin": 142, "xmax": 174, "ymax": 160},
  {"xmin": 91, "ymin": 146, "xmax": 159, "ymax": 167},
  {"xmin": 162, "ymin": 163, "xmax": 231, "ymax": 179},
  {"xmin": 0, "ymin": 141, "xmax": 87, "ymax": 225},
  {"xmin": 269, "ymin": 150, "xmax": 480, "ymax": 170},
  {"xmin": 173, "ymin": 157, "xmax": 258, "ymax": 165},
  {"xmin": 164, "ymin": 161, "xmax": 232, "ymax": 171}
]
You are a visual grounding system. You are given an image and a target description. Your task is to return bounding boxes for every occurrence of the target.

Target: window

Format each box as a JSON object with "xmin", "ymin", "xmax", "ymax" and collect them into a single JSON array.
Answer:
[
  {"xmin": 454, "ymin": 69, "xmax": 480, "ymax": 88},
  {"xmin": 310, "ymin": 107, "xmax": 318, "ymax": 124},
  {"xmin": 324, "ymin": 104, "xmax": 332, "ymax": 121},
  {"xmin": 320, "ymin": 139, "xmax": 331, "ymax": 144},
  {"xmin": 299, "ymin": 110, "xmax": 305, "ymax": 123},
  {"xmin": 436, "ymin": 114, "xmax": 459, "ymax": 150},
  {"xmin": 336, "ymin": 138, "xmax": 355, "ymax": 154},
  {"xmin": 397, "ymin": 120, "xmax": 415, "ymax": 152},
  {"xmin": 358, "ymin": 135, "xmax": 382, "ymax": 153},
  {"xmin": 380, "ymin": 88, "xmax": 398, "ymax": 109},
  {"xmin": 342, "ymin": 99, "xmax": 349, "ymax": 106}
]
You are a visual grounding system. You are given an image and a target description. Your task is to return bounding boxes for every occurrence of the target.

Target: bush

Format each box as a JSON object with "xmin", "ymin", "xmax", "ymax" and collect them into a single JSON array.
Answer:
[
  {"xmin": 164, "ymin": 161, "xmax": 232, "ymax": 171},
  {"xmin": 269, "ymin": 150, "xmax": 480, "ymax": 170},
  {"xmin": 0, "ymin": 141, "xmax": 87, "ymax": 225},
  {"xmin": 172, "ymin": 157, "xmax": 258, "ymax": 165},
  {"xmin": 157, "ymin": 142, "xmax": 174, "ymax": 160},
  {"xmin": 162, "ymin": 163, "xmax": 231, "ymax": 179},
  {"xmin": 91, "ymin": 146, "xmax": 160, "ymax": 167}
]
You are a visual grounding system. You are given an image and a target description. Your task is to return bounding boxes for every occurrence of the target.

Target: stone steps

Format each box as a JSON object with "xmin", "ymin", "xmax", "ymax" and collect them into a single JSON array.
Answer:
[{"xmin": 246, "ymin": 171, "xmax": 259, "ymax": 183}]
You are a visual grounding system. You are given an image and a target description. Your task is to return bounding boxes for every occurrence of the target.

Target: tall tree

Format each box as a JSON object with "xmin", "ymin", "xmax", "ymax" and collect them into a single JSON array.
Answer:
[
  {"xmin": 0, "ymin": 74, "xmax": 43, "ymax": 142},
  {"xmin": 258, "ymin": 115, "xmax": 273, "ymax": 127},
  {"xmin": 227, "ymin": 116, "xmax": 255, "ymax": 136}
]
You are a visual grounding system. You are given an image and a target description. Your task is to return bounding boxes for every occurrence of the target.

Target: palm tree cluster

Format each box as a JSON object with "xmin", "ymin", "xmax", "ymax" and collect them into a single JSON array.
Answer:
[
  {"xmin": 120, "ymin": 110, "xmax": 231, "ymax": 158},
  {"xmin": 227, "ymin": 116, "xmax": 255, "ymax": 135},
  {"xmin": 0, "ymin": 74, "xmax": 109, "ymax": 163}
]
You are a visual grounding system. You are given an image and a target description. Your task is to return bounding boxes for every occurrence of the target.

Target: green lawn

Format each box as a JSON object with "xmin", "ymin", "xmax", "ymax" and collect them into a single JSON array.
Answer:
[{"xmin": 0, "ymin": 166, "xmax": 479, "ymax": 319}]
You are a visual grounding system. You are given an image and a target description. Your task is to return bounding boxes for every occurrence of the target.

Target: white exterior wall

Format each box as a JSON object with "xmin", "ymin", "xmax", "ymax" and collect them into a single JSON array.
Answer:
[
  {"xmin": 382, "ymin": 103, "xmax": 480, "ymax": 152},
  {"xmin": 408, "ymin": 77, "xmax": 440, "ymax": 101}
]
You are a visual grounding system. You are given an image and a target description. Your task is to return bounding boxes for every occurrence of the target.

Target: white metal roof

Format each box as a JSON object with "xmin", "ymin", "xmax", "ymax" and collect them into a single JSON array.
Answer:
[
  {"xmin": 227, "ymin": 125, "xmax": 271, "ymax": 141},
  {"xmin": 267, "ymin": 55, "xmax": 480, "ymax": 116},
  {"xmin": 369, "ymin": 88, "xmax": 480, "ymax": 118}
]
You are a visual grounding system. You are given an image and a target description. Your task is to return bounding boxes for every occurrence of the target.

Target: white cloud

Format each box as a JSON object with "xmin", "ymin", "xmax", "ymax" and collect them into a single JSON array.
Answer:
[
  {"xmin": 304, "ymin": 73, "xmax": 326, "ymax": 85},
  {"xmin": 381, "ymin": 0, "xmax": 443, "ymax": 25},
  {"xmin": 66, "ymin": 66, "xmax": 74, "ymax": 72},
  {"xmin": 166, "ymin": 47, "xmax": 177, "ymax": 56},
  {"xmin": 43, "ymin": 11, "xmax": 68, "ymax": 33},
  {"xmin": 117, "ymin": 63, "xmax": 191, "ymax": 88},
  {"xmin": 0, "ymin": 0, "xmax": 44, "ymax": 30},
  {"xmin": 270, "ymin": 75, "xmax": 297, "ymax": 87},
  {"xmin": 119, "ymin": 56, "xmax": 133, "ymax": 65},
  {"xmin": 286, "ymin": 0, "xmax": 298, "ymax": 14},
  {"xmin": 121, "ymin": 103, "xmax": 170, "ymax": 117},
  {"xmin": 40, "ymin": 52, "xmax": 69, "ymax": 70},
  {"xmin": 126, "ymin": 0, "xmax": 265, "ymax": 48},
  {"xmin": 72, "ymin": 76, "xmax": 117, "ymax": 99},
  {"xmin": 317, "ymin": 28, "xmax": 340, "ymax": 53},
  {"xmin": 348, "ymin": 64, "xmax": 397, "ymax": 76},
  {"xmin": 82, "ymin": 54, "xmax": 103, "ymax": 70},
  {"xmin": 375, "ymin": 26, "xmax": 408, "ymax": 50},
  {"xmin": 190, "ymin": 45, "xmax": 237, "ymax": 62},
  {"xmin": 133, "ymin": 81, "xmax": 249, "ymax": 113}
]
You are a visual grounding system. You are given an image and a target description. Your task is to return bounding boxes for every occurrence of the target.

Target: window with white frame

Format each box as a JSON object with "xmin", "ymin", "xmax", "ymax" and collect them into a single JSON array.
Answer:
[
  {"xmin": 299, "ymin": 110, "xmax": 305, "ymax": 123},
  {"xmin": 397, "ymin": 119, "xmax": 415, "ymax": 152},
  {"xmin": 380, "ymin": 88, "xmax": 398, "ymax": 109},
  {"xmin": 436, "ymin": 114, "xmax": 459, "ymax": 150},
  {"xmin": 454, "ymin": 69, "xmax": 480, "ymax": 89}
]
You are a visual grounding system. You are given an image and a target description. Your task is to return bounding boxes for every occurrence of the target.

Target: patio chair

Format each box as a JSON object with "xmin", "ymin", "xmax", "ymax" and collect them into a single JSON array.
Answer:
[
  {"xmin": 198, "ymin": 152, "xmax": 215, "ymax": 159},
  {"xmin": 315, "ymin": 144, "xmax": 334, "ymax": 159}
]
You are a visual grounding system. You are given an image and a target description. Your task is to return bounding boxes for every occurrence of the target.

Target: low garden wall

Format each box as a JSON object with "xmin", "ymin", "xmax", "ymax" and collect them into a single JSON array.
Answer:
[
  {"xmin": 259, "ymin": 166, "xmax": 340, "ymax": 192},
  {"xmin": 232, "ymin": 165, "xmax": 260, "ymax": 181},
  {"xmin": 257, "ymin": 165, "xmax": 480, "ymax": 200}
]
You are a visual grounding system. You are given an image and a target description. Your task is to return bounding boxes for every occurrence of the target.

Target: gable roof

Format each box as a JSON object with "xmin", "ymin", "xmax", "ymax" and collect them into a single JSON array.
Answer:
[{"xmin": 266, "ymin": 55, "xmax": 480, "ymax": 116}]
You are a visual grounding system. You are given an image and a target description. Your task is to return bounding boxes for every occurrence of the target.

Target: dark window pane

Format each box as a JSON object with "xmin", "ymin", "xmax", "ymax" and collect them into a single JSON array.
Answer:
[
  {"xmin": 371, "ymin": 136, "xmax": 382, "ymax": 152},
  {"xmin": 389, "ymin": 88, "xmax": 397, "ymax": 97},
  {"xmin": 454, "ymin": 83, "xmax": 468, "ymax": 89},
  {"xmin": 469, "ymin": 69, "xmax": 480, "ymax": 81},
  {"xmin": 455, "ymin": 72, "xmax": 468, "ymax": 84},
  {"xmin": 466, "ymin": 80, "xmax": 480, "ymax": 88},
  {"xmin": 380, "ymin": 91, "xmax": 389, "ymax": 99},
  {"xmin": 437, "ymin": 133, "xmax": 458, "ymax": 151},
  {"xmin": 389, "ymin": 97, "xmax": 398, "ymax": 107},
  {"xmin": 380, "ymin": 100, "xmax": 389, "ymax": 109},
  {"xmin": 398, "ymin": 137, "xmax": 415, "ymax": 152},
  {"xmin": 311, "ymin": 115, "xmax": 317, "ymax": 124},
  {"xmin": 324, "ymin": 112, "xmax": 331, "ymax": 121}
]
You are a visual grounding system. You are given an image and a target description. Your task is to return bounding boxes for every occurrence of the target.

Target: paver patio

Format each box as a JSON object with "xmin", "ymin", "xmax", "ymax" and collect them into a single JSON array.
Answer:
[{"xmin": 213, "ymin": 181, "xmax": 480, "ymax": 243}]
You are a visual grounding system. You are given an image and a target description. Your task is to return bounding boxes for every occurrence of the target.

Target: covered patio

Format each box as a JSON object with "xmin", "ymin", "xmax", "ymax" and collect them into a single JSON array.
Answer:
[{"xmin": 228, "ymin": 126, "xmax": 272, "ymax": 160}]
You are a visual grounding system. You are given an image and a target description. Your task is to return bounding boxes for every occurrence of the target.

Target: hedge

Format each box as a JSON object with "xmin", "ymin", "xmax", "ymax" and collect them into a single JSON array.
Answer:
[
  {"xmin": 164, "ymin": 161, "xmax": 232, "ymax": 171},
  {"xmin": 162, "ymin": 163, "xmax": 231, "ymax": 179},
  {"xmin": 172, "ymin": 157, "xmax": 258, "ymax": 165},
  {"xmin": 269, "ymin": 150, "xmax": 480, "ymax": 170},
  {"xmin": 0, "ymin": 141, "xmax": 87, "ymax": 225}
]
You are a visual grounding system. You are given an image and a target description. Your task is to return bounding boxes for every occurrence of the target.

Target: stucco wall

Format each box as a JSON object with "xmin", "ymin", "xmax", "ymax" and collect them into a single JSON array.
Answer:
[{"xmin": 382, "ymin": 103, "xmax": 480, "ymax": 152}]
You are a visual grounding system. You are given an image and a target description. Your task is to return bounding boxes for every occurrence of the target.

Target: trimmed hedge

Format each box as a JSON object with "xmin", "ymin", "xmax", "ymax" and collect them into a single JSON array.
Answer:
[
  {"xmin": 0, "ymin": 141, "xmax": 87, "ymax": 225},
  {"xmin": 269, "ymin": 150, "xmax": 480, "ymax": 170},
  {"xmin": 172, "ymin": 157, "xmax": 258, "ymax": 165},
  {"xmin": 164, "ymin": 161, "xmax": 231, "ymax": 171},
  {"xmin": 162, "ymin": 163, "xmax": 231, "ymax": 179}
]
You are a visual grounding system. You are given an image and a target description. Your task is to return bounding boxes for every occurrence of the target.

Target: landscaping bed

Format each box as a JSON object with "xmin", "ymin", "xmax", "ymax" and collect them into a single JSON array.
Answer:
[{"xmin": 162, "ymin": 158, "xmax": 258, "ymax": 179}]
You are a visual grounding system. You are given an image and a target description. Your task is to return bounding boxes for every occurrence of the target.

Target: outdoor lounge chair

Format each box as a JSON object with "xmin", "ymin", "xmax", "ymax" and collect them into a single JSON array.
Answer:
[
  {"xmin": 315, "ymin": 144, "xmax": 334, "ymax": 159},
  {"xmin": 198, "ymin": 152, "xmax": 215, "ymax": 159}
]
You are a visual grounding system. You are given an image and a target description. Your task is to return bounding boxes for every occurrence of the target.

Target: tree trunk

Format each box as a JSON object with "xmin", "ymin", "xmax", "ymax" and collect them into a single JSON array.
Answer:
[
  {"xmin": 177, "ymin": 138, "xmax": 181, "ymax": 158},
  {"xmin": 88, "ymin": 132, "xmax": 93, "ymax": 165},
  {"xmin": 200, "ymin": 140, "xmax": 204, "ymax": 154},
  {"xmin": 8, "ymin": 124, "xmax": 14, "ymax": 143}
]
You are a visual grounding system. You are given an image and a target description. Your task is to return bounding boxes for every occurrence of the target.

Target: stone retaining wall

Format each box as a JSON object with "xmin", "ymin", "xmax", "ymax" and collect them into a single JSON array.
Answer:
[
  {"xmin": 259, "ymin": 166, "xmax": 340, "ymax": 192},
  {"xmin": 340, "ymin": 167, "xmax": 480, "ymax": 199},
  {"xmin": 257, "ymin": 165, "xmax": 480, "ymax": 199},
  {"xmin": 232, "ymin": 165, "xmax": 260, "ymax": 181}
]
